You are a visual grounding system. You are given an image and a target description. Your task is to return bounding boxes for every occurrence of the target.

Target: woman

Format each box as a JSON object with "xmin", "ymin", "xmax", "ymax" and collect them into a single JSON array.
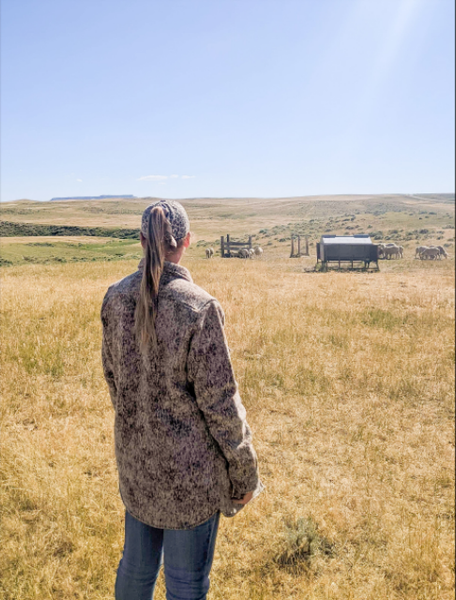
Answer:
[{"xmin": 101, "ymin": 200, "xmax": 263, "ymax": 600}]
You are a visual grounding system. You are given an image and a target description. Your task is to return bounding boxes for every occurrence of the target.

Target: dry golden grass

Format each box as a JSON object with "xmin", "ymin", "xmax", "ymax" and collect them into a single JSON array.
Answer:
[{"xmin": 1, "ymin": 256, "xmax": 454, "ymax": 599}]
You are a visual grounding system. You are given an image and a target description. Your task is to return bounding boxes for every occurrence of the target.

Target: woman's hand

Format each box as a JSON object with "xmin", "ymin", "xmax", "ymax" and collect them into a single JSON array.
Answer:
[{"xmin": 234, "ymin": 491, "xmax": 254, "ymax": 505}]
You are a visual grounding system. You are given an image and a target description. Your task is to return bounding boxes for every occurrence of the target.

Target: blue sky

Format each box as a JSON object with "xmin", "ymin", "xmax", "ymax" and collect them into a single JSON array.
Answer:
[{"xmin": 1, "ymin": 0, "xmax": 454, "ymax": 202}]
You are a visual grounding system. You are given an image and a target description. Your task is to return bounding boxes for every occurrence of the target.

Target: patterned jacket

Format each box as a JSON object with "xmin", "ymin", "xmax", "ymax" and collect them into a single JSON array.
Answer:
[{"xmin": 101, "ymin": 260, "xmax": 262, "ymax": 529}]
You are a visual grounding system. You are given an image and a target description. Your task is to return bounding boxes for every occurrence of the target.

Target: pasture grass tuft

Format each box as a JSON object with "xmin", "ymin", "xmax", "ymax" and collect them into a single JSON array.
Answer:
[{"xmin": 273, "ymin": 517, "xmax": 334, "ymax": 571}]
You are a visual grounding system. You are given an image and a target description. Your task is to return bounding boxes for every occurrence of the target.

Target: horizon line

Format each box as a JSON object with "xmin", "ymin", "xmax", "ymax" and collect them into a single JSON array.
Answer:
[{"xmin": 2, "ymin": 191, "xmax": 455, "ymax": 204}]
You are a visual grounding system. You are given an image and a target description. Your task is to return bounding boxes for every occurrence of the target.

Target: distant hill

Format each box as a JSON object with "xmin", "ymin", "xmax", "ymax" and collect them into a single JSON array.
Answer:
[
  {"xmin": 50, "ymin": 195, "xmax": 136, "ymax": 202},
  {"xmin": 1, "ymin": 194, "xmax": 454, "ymax": 264},
  {"xmin": 2, "ymin": 193, "xmax": 454, "ymax": 241}
]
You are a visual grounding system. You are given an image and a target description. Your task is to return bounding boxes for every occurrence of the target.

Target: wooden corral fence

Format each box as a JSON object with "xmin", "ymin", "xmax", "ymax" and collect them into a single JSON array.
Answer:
[
  {"xmin": 290, "ymin": 235, "xmax": 309, "ymax": 258},
  {"xmin": 220, "ymin": 235, "xmax": 253, "ymax": 258}
]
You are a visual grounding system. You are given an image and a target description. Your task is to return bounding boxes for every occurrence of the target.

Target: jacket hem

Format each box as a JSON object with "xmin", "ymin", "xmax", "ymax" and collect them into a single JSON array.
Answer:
[{"xmin": 119, "ymin": 488, "xmax": 222, "ymax": 531}]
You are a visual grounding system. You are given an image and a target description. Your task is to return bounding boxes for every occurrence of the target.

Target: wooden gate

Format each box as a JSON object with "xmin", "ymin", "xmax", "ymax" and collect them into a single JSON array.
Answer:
[
  {"xmin": 220, "ymin": 235, "xmax": 253, "ymax": 257},
  {"xmin": 290, "ymin": 235, "xmax": 309, "ymax": 258}
]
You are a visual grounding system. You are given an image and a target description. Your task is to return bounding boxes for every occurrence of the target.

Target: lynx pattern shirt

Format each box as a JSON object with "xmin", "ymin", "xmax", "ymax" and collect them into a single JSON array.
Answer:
[{"xmin": 101, "ymin": 260, "xmax": 263, "ymax": 529}]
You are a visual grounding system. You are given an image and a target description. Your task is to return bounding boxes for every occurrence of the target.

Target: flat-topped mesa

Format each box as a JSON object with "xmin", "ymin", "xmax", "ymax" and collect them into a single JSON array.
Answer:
[{"xmin": 50, "ymin": 195, "xmax": 136, "ymax": 202}]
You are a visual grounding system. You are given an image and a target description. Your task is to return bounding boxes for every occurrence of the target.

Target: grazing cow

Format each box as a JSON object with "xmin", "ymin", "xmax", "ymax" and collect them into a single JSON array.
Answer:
[
  {"xmin": 248, "ymin": 248, "xmax": 255, "ymax": 258},
  {"xmin": 254, "ymin": 246, "xmax": 263, "ymax": 257},
  {"xmin": 237, "ymin": 248, "xmax": 250, "ymax": 259},
  {"xmin": 420, "ymin": 247, "xmax": 440, "ymax": 260},
  {"xmin": 205, "ymin": 247, "xmax": 214, "ymax": 259}
]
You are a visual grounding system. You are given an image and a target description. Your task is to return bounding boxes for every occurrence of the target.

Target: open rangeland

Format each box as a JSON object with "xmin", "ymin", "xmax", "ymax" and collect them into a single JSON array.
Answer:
[
  {"xmin": 1, "ymin": 252, "xmax": 454, "ymax": 600},
  {"xmin": 1, "ymin": 194, "xmax": 455, "ymax": 262}
]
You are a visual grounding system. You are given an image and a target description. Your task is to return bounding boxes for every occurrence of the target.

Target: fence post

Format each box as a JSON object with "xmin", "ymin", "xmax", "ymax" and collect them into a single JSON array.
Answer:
[
  {"xmin": 248, "ymin": 236, "xmax": 252, "ymax": 249},
  {"xmin": 297, "ymin": 235, "xmax": 301, "ymax": 256},
  {"xmin": 305, "ymin": 237, "xmax": 309, "ymax": 256},
  {"xmin": 227, "ymin": 235, "xmax": 230, "ymax": 257},
  {"xmin": 221, "ymin": 236, "xmax": 225, "ymax": 258},
  {"xmin": 290, "ymin": 236, "xmax": 295, "ymax": 258}
]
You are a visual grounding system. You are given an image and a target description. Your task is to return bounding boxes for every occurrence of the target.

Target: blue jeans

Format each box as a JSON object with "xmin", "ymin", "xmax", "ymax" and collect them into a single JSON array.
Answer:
[{"xmin": 115, "ymin": 510, "xmax": 220, "ymax": 600}]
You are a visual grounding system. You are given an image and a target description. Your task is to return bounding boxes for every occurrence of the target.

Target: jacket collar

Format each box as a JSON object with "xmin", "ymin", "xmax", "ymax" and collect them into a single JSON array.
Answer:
[{"xmin": 138, "ymin": 259, "xmax": 193, "ymax": 285}]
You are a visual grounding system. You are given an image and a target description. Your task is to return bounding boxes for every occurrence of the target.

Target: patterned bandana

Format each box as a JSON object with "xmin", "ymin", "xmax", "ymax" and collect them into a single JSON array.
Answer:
[{"xmin": 140, "ymin": 200, "xmax": 190, "ymax": 241}]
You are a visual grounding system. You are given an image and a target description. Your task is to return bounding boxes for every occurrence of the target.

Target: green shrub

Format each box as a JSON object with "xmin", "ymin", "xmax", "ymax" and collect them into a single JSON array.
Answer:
[{"xmin": 0, "ymin": 221, "xmax": 139, "ymax": 239}]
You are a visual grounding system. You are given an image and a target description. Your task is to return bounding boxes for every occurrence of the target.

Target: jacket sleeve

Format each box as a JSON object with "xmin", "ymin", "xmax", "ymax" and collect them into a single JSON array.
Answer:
[
  {"xmin": 187, "ymin": 300, "xmax": 261, "ymax": 499},
  {"xmin": 101, "ymin": 297, "xmax": 118, "ymax": 409}
]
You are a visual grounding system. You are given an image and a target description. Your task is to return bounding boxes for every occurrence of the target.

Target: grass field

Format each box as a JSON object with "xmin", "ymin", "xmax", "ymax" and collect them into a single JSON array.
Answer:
[
  {"xmin": 1, "ymin": 195, "xmax": 455, "ymax": 599},
  {"xmin": 1, "ymin": 194, "xmax": 455, "ymax": 266},
  {"xmin": 0, "ymin": 236, "xmax": 142, "ymax": 267}
]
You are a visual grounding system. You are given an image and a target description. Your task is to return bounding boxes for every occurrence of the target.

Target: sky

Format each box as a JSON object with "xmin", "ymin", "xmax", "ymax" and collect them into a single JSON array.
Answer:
[{"xmin": 1, "ymin": 0, "xmax": 454, "ymax": 202}]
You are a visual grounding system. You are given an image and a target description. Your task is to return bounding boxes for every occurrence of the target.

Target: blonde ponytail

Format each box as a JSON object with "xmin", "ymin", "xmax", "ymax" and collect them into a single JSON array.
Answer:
[{"xmin": 135, "ymin": 206, "xmax": 178, "ymax": 351}]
